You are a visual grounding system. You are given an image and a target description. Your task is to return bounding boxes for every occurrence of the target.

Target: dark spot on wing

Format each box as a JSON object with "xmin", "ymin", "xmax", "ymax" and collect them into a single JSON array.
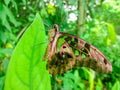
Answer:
[
  {"xmin": 65, "ymin": 37, "xmax": 72, "ymax": 42},
  {"xmin": 104, "ymin": 58, "xmax": 107, "ymax": 65},
  {"xmin": 63, "ymin": 46, "xmax": 66, "ymax": 48},
  {"xmin": 84, "ymin": 43, "xmax": 90, "ymax": 51},
  {"xmin": 74, "ymin": 38, "xmax": 78, "ymax": 43},
  {"xmin": 82, "ymin": 48, "xmax": 88, "ymax": 54},
  {"xmin": 66, "ymin": 53, "xmax": 73, "ymax": 58},
  {"xmin": 70, "ymin": 41, "xmax": 76, "ymax": 47}
]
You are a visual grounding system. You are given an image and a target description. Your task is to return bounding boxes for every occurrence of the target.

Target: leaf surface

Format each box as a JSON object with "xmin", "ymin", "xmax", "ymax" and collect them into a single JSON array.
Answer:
[{"xmin": 4, "ymin": 13, "xmax": 51, "ymax": 90}]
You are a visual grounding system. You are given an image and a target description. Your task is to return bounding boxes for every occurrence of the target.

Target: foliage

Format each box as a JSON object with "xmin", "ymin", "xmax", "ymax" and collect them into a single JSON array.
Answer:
[{"xmin": 0, "ymin": 0, "xmax": 120, "ymax": 90}]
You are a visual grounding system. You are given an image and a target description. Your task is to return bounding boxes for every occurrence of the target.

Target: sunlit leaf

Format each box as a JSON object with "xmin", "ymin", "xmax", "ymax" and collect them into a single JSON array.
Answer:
[
  {"xmin": 112, "ymin": 81, "xmax": 120, "ymax": 90},
  {"xmin": 96, "ymin": 79, "xmax": 103, "ymax": 90},
  {"xmin": 85, "ymin": 69, "xmax": 95, "ymax": 90},
  {"xmin": 104, "ymin": 22, "xmax": 116, "ymax": 45},
  {"xmin": 40, "ymin": 8, "xmax": 48, "ymax": 18},
  {"xmin": 4, "ymin": 13, "xmax": 51, "ymax": 90},
  {"xmin": 47, "ymin": 4, "xmax": 56, "ymax": 16}
]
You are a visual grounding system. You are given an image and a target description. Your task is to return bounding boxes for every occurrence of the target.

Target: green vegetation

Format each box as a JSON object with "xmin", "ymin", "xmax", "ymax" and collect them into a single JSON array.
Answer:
[{"xmin": 0, "ymin": 0, "xmax": 120, "ymax": 90}]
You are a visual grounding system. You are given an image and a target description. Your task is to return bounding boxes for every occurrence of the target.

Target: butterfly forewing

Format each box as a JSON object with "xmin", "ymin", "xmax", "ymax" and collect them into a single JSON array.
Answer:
[
  {"xmin": 44, "ymin": 24, "xmax": 112, "ymax": 77},
  {"xmin": 59, "ymin": 32, "xmax": 112, "ymax": 73}
]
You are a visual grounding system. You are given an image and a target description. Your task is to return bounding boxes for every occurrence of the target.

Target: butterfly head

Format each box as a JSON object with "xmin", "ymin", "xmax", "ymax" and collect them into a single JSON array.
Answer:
[
  {"xmin": 53, "ymin": 24, "xmax": 59, "ymax": 32},
  {"xmin": 48, "ymin": 24, "xmax": 59, "ymax": 42}
]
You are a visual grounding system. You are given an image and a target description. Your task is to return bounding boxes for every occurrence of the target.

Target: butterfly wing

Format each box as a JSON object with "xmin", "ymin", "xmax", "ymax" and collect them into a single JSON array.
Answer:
[
  {"xmin": 44, "ymin": 25, "xmax": 112, "ymax": 77},
  {"xmin": 58, "ymin": 32, "xmax": 112, "ymax": 73}
]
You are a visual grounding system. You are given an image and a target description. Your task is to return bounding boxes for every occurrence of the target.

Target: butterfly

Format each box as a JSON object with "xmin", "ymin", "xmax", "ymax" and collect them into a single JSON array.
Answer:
[{"xmin": 44, "ymin": 24, "xmax": 112, "ymax": 77}]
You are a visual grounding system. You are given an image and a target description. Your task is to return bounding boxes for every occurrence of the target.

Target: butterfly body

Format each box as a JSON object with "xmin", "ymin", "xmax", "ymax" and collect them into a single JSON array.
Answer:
[{"xmin": 44, "ymin": 24, "xmax": 112, "ymax": 77}]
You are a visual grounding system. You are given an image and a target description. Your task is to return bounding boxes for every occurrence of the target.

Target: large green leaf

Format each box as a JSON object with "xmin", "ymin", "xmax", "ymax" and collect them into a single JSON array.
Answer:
[{"xmin": 4, "ymin": 13, "xmax": 51, "ymax": 90}]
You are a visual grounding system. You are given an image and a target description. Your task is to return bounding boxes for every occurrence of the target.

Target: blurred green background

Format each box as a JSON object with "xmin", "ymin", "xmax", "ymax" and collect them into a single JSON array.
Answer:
[{"xmin": 0, "ymin": 0, "xmax": 120, "ymax": 90}]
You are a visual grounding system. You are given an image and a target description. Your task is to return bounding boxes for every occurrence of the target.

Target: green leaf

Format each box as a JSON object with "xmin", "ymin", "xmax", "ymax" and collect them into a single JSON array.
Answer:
[
  {"xmin": 22, "ymin": 0, "xmax": 27, "ymax": 5},
  {"xmin": 40, "ymin": 8, "xmax": 48, "ymax": 18},
  {"xmin": 112, "ymin": 81, "xmax": 120, "ymax": 90},
  {"xmin": 11, "ymin": 0, "xmax": 18, "ymax": 11},
  {"xmin": 4, "ymin": 13, "xmax": 51, "ymax": 90},
  {"xmin": 85, "ymin": 69, "xmax": 95, "ymax": 90},
  {"xmin": 0, "ymin": 3, "xmax": 20, "ymax": 31},
  {"xmin": 4, "ymin": 0, "xmax": 10, "ymax": 6},
  {"xmin": 95, "ymin": 79, "xmax": 103, "ymax": 90},
  {"xmin": 3, "ymin": 4, "xmax": 20, "ymax": 27},
  {"xmin": 0, "ymin": 3, "xmax": 11, "ymax": 31},
  {"xmin": 68, "ymin": 0, "xmax": 76, "ymax": 5},
  {"xmin": 0, "ymin": 48, "xmax": 13, "ymax": 58},
  {"xmin": 0, "ymin": 76, "xmax": 4, "ymax": 90},
  {"xmin": 104, "ymin": 22, "xmax": 116, "ymax": 45}
]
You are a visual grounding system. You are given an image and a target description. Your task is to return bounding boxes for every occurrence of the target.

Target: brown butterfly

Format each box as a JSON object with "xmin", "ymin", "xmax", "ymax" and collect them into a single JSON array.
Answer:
[{"xmin": 44, "ymin": 24, "xmax": 112, "ymax": 77}]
